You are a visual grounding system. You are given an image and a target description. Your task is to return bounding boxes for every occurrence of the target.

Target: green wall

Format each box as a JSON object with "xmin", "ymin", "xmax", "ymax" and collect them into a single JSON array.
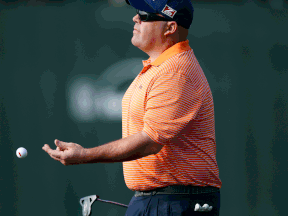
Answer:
[{"xmin": 0, "ymin": 0, "xmax": 287, "ymax": 215}]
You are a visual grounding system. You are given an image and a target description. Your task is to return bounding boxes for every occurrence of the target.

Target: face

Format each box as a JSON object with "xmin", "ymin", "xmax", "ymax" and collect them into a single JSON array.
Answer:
[{"xmin": 131, "ymin": 13, "xmax": 168, "ymax": 53}]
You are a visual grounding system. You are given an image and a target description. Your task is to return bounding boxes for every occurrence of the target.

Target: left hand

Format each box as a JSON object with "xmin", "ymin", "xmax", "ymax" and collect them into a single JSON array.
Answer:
[{"xmin": 42, "ymin": 139, "xmax": 87, "ymax": 166}]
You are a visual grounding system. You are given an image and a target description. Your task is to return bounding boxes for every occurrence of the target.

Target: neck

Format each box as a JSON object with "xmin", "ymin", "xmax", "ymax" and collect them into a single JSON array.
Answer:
[{"xmin": 147, "ymin": 39, "xmax": 179, "ymax": 63}]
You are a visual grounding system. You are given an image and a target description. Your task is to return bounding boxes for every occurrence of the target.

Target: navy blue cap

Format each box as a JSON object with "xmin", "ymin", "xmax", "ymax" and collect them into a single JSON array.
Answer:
[{"xmin": 125, "ymin": 0, "xmax": 194, "ymax": 29}]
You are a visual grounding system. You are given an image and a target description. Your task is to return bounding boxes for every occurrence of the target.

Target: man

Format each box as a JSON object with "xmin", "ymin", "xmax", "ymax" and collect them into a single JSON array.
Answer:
[{"xmin": 42, "ymin": 0, "xmax": 222, "ymax": 215}]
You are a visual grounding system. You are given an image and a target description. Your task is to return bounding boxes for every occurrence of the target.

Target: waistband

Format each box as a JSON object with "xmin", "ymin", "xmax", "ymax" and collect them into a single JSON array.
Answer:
[{"xmin": 134, "ymin": 185, "xmax": 220, "ymax": 197}]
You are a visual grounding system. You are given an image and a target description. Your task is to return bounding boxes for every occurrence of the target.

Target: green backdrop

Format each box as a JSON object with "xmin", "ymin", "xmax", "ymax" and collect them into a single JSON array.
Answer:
[{"xmin": 0, "ymin": 0, "xmax": 287, "ymax": 215}]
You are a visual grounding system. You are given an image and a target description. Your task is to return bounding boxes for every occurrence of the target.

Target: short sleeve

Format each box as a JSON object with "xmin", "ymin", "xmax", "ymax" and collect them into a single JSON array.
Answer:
[{"xmin": 143, "ymin": 71, "xmax": 205, "ymax": 145}]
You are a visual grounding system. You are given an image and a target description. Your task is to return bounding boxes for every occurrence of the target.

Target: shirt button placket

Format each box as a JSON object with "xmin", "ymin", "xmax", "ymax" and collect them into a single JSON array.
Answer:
[{"xmin": 127, "ymin": 65, "xmax": 151, "ymax": 135}]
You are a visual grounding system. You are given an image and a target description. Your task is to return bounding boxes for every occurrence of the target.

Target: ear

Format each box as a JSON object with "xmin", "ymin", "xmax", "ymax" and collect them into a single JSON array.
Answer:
[{"xmin": 164, "ymin": 21, "xmax": 178, "ymax": 36}]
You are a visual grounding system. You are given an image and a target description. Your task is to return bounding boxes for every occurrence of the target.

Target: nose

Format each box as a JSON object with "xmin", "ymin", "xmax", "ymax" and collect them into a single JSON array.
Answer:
[{"xmin": 132, "ymin": 14, "xmax": 141, "ymax": 24}]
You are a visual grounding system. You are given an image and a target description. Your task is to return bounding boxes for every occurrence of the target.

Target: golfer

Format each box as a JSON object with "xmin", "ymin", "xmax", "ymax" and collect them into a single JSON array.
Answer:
[{"xmin": 43, "ymin": 0, "xmax": 222, "ymax": 215}]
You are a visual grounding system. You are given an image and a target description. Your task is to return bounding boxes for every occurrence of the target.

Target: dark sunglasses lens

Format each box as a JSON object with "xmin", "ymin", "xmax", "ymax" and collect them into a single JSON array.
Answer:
[{"xmin": 137, "ymin": 10, "xmax": 148, "ymax": 21}]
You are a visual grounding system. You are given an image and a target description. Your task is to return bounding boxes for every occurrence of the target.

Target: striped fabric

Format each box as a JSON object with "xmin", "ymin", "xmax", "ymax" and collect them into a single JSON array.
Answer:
[{"xmin": 122, "ymin": 40, "xmax": 222, "ymax": 191}]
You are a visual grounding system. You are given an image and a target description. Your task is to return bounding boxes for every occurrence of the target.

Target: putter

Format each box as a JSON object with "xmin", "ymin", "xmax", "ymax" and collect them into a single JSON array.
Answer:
[{"xmin": 80, "ymin": 194, "xmax": 128, "ymax": 216}]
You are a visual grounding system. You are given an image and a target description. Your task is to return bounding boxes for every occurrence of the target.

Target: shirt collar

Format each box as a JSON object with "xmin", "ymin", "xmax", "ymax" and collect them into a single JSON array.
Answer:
[{"xmin": 142, "ymin": 40, "xmax": 191, "ymax": 67}]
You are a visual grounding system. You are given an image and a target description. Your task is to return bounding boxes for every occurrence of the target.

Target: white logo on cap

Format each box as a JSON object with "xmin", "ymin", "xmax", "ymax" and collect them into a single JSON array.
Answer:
[{"xmin": 161, "ymin": 5, "xmax": 177, "ymax": 18}]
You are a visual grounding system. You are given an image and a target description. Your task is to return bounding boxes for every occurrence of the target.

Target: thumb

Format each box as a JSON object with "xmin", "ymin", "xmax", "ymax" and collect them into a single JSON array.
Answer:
[{"xmin": 55, "ymin": 139, "xmax": 68, "ymax": 150}]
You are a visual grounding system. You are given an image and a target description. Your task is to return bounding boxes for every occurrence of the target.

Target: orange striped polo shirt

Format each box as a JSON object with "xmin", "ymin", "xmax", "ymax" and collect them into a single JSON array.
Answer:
[{"xmin": 122, "ymin": 40, "xmax": 222, "ymax": 191}]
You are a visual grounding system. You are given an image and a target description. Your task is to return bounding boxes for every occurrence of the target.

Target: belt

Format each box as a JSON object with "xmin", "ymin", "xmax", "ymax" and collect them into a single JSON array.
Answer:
[{"xmin": 134, "ymin": 185, "xmax": 220, "ymax": 197}]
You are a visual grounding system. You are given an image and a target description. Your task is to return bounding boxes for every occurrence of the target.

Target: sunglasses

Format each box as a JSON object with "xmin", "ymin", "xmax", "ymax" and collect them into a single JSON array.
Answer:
[{"xmin": 136, "ymin": 10, "xmax": 172, "ymax": 22}]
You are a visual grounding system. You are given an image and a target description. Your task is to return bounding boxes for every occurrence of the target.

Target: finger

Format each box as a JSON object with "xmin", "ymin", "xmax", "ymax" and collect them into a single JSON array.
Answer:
[
  {"xmin": 50, "ymin": 155, "xmax": 67, "ymax": 166},
  {"xmin": 55, "ymin": 139, "xmax": 61, "ymax": 148},
  {"xmin": 42, "ymin": 144, "xmax": 52, "ymax": 152},
  {"xmin": 50, "ymin": 156, "xmax": 68, "ymax": 166},
  {"xmin": 50, "ymin": 154, "xmax": 62, "ymax": 162},
  {"xmin": 55, "ymin": 139, "xmax": 67, "ymax": 150},
  {"xmin": 43, "ymin": 144, "xmax": 62, "ymax": 159}
]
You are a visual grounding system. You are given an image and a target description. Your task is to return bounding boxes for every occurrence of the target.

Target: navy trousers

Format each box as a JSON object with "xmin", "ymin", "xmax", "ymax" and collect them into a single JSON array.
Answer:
[{"xmin": 125, "ymin": 191, "xmax": 220, "ymax": 216}]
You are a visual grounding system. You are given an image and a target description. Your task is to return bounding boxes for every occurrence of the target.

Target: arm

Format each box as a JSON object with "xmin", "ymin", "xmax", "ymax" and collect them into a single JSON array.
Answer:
[{"xmin": 84, "ymin": 131, "xmax": 163, "ymax": 164}]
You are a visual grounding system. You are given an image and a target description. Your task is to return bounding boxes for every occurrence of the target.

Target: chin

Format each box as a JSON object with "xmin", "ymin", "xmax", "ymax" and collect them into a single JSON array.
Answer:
[
  {"xmin": 131, "ymin": 36, "xmax": 147, "ymax": 53},
  {"xmin": 131, "ymin": 36, "xmax": 140, "ymax": 47}
]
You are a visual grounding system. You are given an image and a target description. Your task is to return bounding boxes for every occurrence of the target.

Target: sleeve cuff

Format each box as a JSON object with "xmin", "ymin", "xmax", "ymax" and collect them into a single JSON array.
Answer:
[{"xmin": 143, "ymin": 124, "xmax": 165, "ymax": 145}]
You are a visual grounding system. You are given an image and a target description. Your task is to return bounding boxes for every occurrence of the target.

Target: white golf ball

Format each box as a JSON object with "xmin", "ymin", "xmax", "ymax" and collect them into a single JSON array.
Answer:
[{"xmin": 16, "ymin": 147, "xmax": 28, "ymax": 159}]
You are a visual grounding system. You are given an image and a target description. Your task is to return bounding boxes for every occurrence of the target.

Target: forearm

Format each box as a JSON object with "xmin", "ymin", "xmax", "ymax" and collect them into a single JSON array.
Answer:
[{"xmin": 83, "ymin": 131, "xmax": 158, "ymax": 164}]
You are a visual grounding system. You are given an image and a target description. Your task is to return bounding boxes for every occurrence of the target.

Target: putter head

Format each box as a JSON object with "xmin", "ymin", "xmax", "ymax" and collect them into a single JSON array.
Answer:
[{"xmin": 80, "ymin": 195, "xmax": 98, "ymax": 216}]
